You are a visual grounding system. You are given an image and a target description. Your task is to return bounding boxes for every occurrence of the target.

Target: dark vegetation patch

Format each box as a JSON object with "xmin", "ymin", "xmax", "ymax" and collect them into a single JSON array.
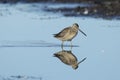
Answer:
[
  {"xmin": 43, "ymin": 0, "xmax": 120, "ymax": 19},
  {"xmin": 0, "ymin": 0, "xmax": 120, "ymax": 19}
]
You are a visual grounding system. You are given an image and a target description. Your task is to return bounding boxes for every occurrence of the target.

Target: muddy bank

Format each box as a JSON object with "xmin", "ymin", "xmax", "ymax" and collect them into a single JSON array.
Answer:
[
  {"xmin": 0, "ymin": 0, "xmax": 120, "ymax": 19},
  {"xmin": 43, "ymin": 1, "xmax": 120, "ymax": 19}
]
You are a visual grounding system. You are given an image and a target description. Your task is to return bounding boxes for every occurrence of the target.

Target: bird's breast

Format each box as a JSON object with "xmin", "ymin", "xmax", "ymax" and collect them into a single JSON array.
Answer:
[{"xmin": 63, "ymin": 31, "xmax": 78, "ymax": 41}]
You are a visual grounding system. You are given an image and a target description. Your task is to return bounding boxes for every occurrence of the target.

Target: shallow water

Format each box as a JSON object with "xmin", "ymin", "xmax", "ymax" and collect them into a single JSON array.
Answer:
[{"xmin": 0, "ymin": 3, "xmax": 120, "ymax": 80}]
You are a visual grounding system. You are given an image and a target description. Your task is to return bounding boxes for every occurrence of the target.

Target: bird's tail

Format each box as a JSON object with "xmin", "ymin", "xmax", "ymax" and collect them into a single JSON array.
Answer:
[
  {"xmin": 53, "ymin": 34, "xmax": 59, "ymax": 37},
  {"xmin": 53, "ymin": 53, "xmax": 60, "ymax": 57}
]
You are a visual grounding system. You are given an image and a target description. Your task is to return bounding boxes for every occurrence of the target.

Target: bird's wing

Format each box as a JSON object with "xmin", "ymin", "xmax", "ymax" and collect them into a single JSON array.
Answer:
[
  {"xmin": 54, "ymin": 53, "xmax": 70, "ymax": 65},
  {"xmin": 67, "ymin": 51, "xmax": 78, "ymax": 61},
  {"xmin": 54, "ymin": 27, "xmax": 70, "ymax": 37}
]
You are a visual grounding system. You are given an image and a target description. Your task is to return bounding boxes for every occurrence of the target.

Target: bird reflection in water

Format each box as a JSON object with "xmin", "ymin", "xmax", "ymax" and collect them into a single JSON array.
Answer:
[{"xmin": 54, "ymin": 50, "xmax": 86, "ymax": 70}]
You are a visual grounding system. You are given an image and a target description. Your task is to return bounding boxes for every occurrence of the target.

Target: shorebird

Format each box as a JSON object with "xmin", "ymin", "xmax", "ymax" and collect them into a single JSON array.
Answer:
[
  {"xmin": 53, "ymin": 23, "xmax": 87, "ymax": 46},
  {"xmin": 54, "ymin": 50, "xmax": 86, "ymax": 69}
]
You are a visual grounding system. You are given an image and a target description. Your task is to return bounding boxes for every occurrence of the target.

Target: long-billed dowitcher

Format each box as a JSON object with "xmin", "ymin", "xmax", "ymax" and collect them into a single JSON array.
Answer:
[
  {"xmin": 54, "ymin": 50, "xmax": 86, "ymax": 69},
  {"xmin": 53, "ymin": 23, "xmax": 87, "ymax": 46}
]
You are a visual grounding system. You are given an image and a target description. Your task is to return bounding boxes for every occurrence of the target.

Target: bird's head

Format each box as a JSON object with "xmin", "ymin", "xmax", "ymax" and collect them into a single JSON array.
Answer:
[
  {"xmin": 73, "ymin": 23, "xmax": 87, "ymax": 36},
  {"xmin": 72, "ymin": 64, "xmax": 79, "ymax": 70},
  {"xmin": 73, "ymin": 23, "xmax": 79, "ymax": 27}
]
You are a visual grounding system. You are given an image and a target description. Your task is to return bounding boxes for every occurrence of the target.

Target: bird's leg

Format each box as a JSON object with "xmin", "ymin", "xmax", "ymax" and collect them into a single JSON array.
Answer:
[
  {"xmin": 70, "ymin": 41, "xmax": 73, "ymax": 48},
  {"xmin": 61, "ymin": 41, "xmax": 64, "ymax": 48}
]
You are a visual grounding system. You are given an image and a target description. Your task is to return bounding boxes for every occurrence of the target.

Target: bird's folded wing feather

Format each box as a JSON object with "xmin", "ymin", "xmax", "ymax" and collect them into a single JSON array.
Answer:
[{"xmin": 54, "ymin": 27, "xmax": 70, "ymax": 37}]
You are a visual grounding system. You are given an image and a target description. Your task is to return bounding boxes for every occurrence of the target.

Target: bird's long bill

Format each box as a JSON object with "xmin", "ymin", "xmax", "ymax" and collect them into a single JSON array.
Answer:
[
  {"xmin": 77, "ymin": 57, "xmax": 87, "ymax": 65},
  {"xmin": 79, "ymin": 29, "xmax": 87, "ymax": 36}
]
